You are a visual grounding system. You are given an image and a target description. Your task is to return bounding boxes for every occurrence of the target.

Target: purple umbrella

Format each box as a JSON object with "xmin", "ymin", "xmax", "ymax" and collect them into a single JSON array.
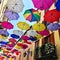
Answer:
[
  {"xmin": 0, "ymin": 30, "xmax": 9, "ymax": 36},
  {"xmin": 4, "ymin": 10, "xmax": 19, "ymax": 20},
  {"xmin": 47, "ymin": 23, "xmax": 60, "ymax": 31},
  {"xmin": 32, "ymin": 0, "xmax": 55, "ymax": 10}
]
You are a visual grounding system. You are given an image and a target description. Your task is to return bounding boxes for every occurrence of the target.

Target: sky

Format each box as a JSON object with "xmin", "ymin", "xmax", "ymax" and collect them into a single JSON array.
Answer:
[{"xmin": 7, "ymin": 0, "xmax": 36, "ymax": 39}]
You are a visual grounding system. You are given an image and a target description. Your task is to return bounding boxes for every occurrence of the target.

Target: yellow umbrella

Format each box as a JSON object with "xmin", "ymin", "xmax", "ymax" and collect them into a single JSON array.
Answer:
[
  {"xmin": 35, "ymin": 34, "xmax": 42, "ymax": 39},
  {"xmin": 15, "ymin": 45, "xmax": 22, "ymax": 50},
  {"xmin": 17, "ymin": 22, "xmax": 30, "ymax": 30},
  {"xmin": 32, "ymin": 23, "xmax": 46, "ymax": 31}
]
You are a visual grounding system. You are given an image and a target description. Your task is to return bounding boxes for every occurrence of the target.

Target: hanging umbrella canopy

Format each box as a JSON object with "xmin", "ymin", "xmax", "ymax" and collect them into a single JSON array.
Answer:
[
  {"xmin": 6, "ymin": 0, "xmax": 24, "ymax": 13},
  {"xmin": 44, "ymin": 9, "xmax": 60, "ymax": 23},
  {"xmin": 13, "ymin": 30, "xmax": 24, "ymax": 37},
  {"xmin": 22, "ymin": 44, "xmax": 28, "ymax": 49},
  {"xmin": 35, "ymin": 34, "xmax": 42, "ymax": 39},
  {"xmin": 1, "ymin": 21, "xmax": 13, "ymax": 29},
  {"xmin": 32, "ymin": 23, "xmax": 46, "ymax": 31},
  {"xmin": 27, "ymin": 30, "xmax": 38, "ymax": 37},
  {"xmin": 47, "ymin": 23, "xmax": 60, "ymax": 31},
  {"xmin": 11, "ymin": 34, "xmax": 20, "ymax": 39},
  {"xmin": 32, "ymin": 0, "xmax": 55, "ymax": 10},
  {"xmin": 38, "ymin": 30, "xmax": 50, "ymax": 36},
  {"xmin": 0, "ymin": 30, "xmax": 9, "ymax": 36},
  {"xmin": 4, "ymin": 10, "xmax": 19, "ymax": 20},
  {"xmin": 9, "ymin": 38, "xmax": 17, "ymax": 43},
  {"xmin": 23, "ymin": 9, "xmax": 40, "ymax": 22},
  {"xmin": 55, "ymin": 1, "xmax": 60, "ymax": 11},
  {"xmin": 29, "ymin": 36, "xmax": 37, "ymax": 41},
  {"xmin": 21, "ymin": 35, "xmax": 30, "ymax": 40},
  {"xmin": 17, "ymin": 22, "xmax": 30, "ymax": 30}
]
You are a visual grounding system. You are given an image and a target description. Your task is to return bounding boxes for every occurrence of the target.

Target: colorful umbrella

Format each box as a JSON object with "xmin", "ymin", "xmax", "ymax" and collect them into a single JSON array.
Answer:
[
  {"xmin": 44, "ymin": 9, "xmax": 60, "ymax": 23},
  {"xmin": 21, "ymin": 35, "xmax": 30, "ymax": 40},
  {"xmin": 35, "ymin": 34, "xmax": 42, "ymax": 39},
  {"xmin": 32, "ymin": 23, "xmax": 46, "ymax": 31},
  {"xmin": 27, "ymin": 30, "xmax": 37, "ymax": 37},
  {"xmin": 13, "ymin": 30, "xmax": 24, "ymax": 37},
  {"xmin": 38, "ymin": 30, "xmax": 50, "ymax": 36},
  {"xmin": 6, "ymin": 0, "xmax": 24, "ymax": 13},
  {"xmin": 4, "ymin": 10, "xmax": 19, "ymax": 20},
  {"xmin": 9, "ymin": 38, "xmax": 17, "ymax": 43},
  {"xmin": 55, "ymin": 1, "xmax": 60, "ymax": 11},
  {"xmin": 29, "ymin": 36, "xmax": 37, "ymax": 41},
  {"xmin": 47, "ymin": 23, "xmax": 60, "ymax": 31},
  {"xmin": 23, "ymin": 9, "xmax": 40, "ymax": 22},
  {"xmin": 22, "ymin": 44, "xmax": 28, "ymax": 49},
  {"xmin": 1, "ymin": 21, "xmax": 13, "ymax": 29},
  {"xmin": 32, "ymin": 0, "xmax": 55, "ymax": 10},
  {"xmin": 11, "ymin": 34, "xmax": 20, "ymax": 39},
  {"xmin": 0, "ymin": 30, "xmax": 9, "ymax": 36},
  {"xmin": 17, "ymin": 22, "xmax": 30, "ymax": 30}
]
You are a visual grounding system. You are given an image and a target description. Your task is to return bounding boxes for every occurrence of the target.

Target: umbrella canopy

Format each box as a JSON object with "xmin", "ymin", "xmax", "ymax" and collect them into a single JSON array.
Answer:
[
  {"xmin": 21, "ymin": 35, "xmax": 30, "ymax": 40},
  {"xmin": 22, "ymin": 44, "xmax": 28, "ymax": 49},
  {"xmin": 32, "ymin": 23, "xmax": 46, "ymax": 31},
  {"xmin": 13, "ymin": 30, "xmax": 24, "ymax": 37},
  {"xmin": 17, "ymin": 22, "xmax": 30, "ymax": 30},
  {"xmin": 27, "ymin": 30, "xmax": 37, "ymax": 36},
  {"xmin": 44, "ymin": 9, "xmax": 60, "ymax": 23},
  {"xmin": 0, "ymin": 30, "xmax": 9, "ymax": 36},
  {"xmin": 1, "ymin": 21, "xmax": 13, "ymax": 29},
  {"xmin": 23, "ymin": 9, "xmax": 40, "ymax": 22},
  {"xmin": 47, "ymin": 23, "xmax": 60, "ymax": 31},
  {"xmin": 55, "ymin": 1, "xmax": 60, "ymax": 11},
  {"xmin": 9, "ymin": 38, "xmax": 17, "ymax": 43},
  {"xmin": 38, "ymin": 30, "xmax": 50, "ymax": 36},
  {"xmin": 11, "ymin": 34, "xmax": 20, "ymax": 39},
  {"xmin": 6, "ymin": 0, "xmax": 24, "ymax": 13},
  {"xmin": 32, "ymin": 0, "xmax": 55, "ymax": 10},
  {"xmin": 35, "ymin": 34, "xmax": 42, "ymax": 39},
  {"xmin": 4, "ymin": 10, "xmax": 19, "ymax": 20},
  {"xmin": 29, "ymin": 36, "xmax": 37, "ymax": 41}
]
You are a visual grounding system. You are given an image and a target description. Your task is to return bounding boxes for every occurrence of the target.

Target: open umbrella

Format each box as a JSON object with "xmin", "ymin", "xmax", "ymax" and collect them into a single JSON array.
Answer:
[
  {"xmin": 44, "ymin": 9, "xmax": 60, "ymax": 23},
  {"xmin": 11, "ymin": 34, "xmax": 20, "ymax": 39},
  {"xmin": 38, "ymin": 30, "xmax": 50, "ymax": 36},
  {"xmin": 47, "ymin": 23, "xmax": 60, "ymax": 31},
  {"xmin": 32, "ymin": 0, "xmax": 55, "ymax": 10},
  {"xmin": 23, "ymin": 9, "xmax": 40, "ymax": 22},
  {"xmin": 21, "ymin": 35, "xmax": 30, "ymax": 41},
  {"xmin": 1, "ymin": 21, "xmax": 13, "ymax": 29},
  {"xmin": 13, "ymin": 30, "xmax": 24, "ymax": 37},
  {"xmin": 4, "ymin": 10, "xmax": 19, "ymax": 20},
  {"xmin": 22, "ymin": 44, "xmax": 28, "ymax": 49},
  {"xmin": 27, "ymin": 30, "xmax": 37, "ymax": 36},
  {"xmin": 0, "ymin": 30, "xmax": 9, "ymax": 36},
  {"xmin": 6, "ymin": 0, "xmax": 24, "ymax": 13},
  {"xmin": 17, "ymin": 22, "xmax": 30, "ymax": 30},
  {"xmin": 55, "ymin": 1, "xmax": 60, "ymax": 11},
  {"xmin": 32, "ymin": 23, "xmax": 46, "ymax": 31}
]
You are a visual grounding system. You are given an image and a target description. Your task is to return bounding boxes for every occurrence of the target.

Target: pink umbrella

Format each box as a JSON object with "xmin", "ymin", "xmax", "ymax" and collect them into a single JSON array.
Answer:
[
  {"xmin": 1, "ymin": 21, "xmax": 13, "ymax": 29},
  {"xmin": 32, "ymin": 0, "xmax": 55, "ymax": 10},
  {"xmin": 38, "ymin": 30, "xmax": 50, "ymax": 36}
]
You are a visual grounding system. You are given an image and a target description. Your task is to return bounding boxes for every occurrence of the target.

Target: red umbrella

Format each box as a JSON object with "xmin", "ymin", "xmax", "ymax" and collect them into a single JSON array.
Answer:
[
  {"xmin": 9, "ymin": 38, "xmax": 17, "ymax": 43},
  {"xmin": 44, "ymin": 9, "xmax": 60, "ymax": 23},
  {"xmin": 1, "ymin": 21, "xmax": 13, "ymax": 29}
]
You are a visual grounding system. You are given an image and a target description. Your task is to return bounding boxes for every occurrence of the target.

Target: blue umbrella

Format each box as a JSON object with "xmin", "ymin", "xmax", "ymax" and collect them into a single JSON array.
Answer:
[
  {"xmin": 47, "ymin": 23, "xmax": 60, "ymax": 31},
  {"xmin": 29, "ymin": 36, "xmax": 37, "ymax": 41},
  {"xmin": 4, "ymin": 10, "xmax": 19, "ymax": 20},
  {"xmin": 11, "ymin": 34, "xmax": 20, "ymax": 39},
  {"xmin": 55, "ymin": 1, "xmax": 60, "ymax": 11},
  {"xmin": 0, "ymin": 41, "xmax": 8, "ymax": 44}
]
